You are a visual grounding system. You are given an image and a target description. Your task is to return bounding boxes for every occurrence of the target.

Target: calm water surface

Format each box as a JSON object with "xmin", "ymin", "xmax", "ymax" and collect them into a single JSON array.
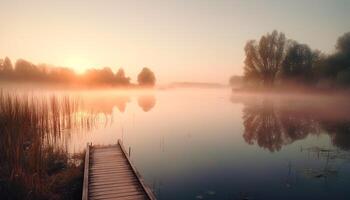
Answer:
[{"xmin": 42, "ymin": 89, "xmax": 350, "ymax": 199}]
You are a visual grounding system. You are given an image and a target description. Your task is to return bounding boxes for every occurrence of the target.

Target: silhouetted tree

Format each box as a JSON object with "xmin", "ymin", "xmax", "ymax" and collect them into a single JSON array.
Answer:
[
  {"xmin": 15, "ymin": 59, "xmax": 43, "ymax": 80},
  {"xmin": 0, "ymin": 57, "xmax": 14, "ymax": 80},
  {"xmin": 137, "ymin": 67, "xmax": 156, "ymax": 87},
  {"xmin": 334, "ymin": 32, "xmax": 350, "ymax": 86},
  {"xmin": 314, "ymin": 32, "xmax": 350, "ymax": 87},
  {"xmin": 84, "ymin": 67, "xmax": 115, "ymax": 85},
  {"xmin": 244, "ymin": 30, "xmax": 287, "ymax": 86},
  {"xmin": 0, "ymin": 57, "xmax": 13, "ymax": 72},
  {"xmin": 45, "ymin": 65, "xmax": 76, "ymax": 83},
  {"xmin": 336, "ymin": 32, "xmax": 350, "ymax": 54},
  {"xmin": 229, "ymin": 75, "xmax": 243, "ymax": 87},
  {"xmin": 115, "ymin": 68, "xmax": 130, "ymax": 85},
  {"xmin": 0, "ymin": 57, "xmax": 157, "ymax": 88},
  {"xmin": 281, "ymin": 41, "xmax": 315, "ymax": 84}
]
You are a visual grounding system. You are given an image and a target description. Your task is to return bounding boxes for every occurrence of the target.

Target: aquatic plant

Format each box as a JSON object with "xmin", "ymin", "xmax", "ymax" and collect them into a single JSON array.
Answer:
[{"xmin": 0, "ymin": 90, "xmax": 97, "ymax": 199}]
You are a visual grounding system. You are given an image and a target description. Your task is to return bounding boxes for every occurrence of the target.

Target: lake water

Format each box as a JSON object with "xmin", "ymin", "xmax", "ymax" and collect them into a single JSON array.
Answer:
[{"xmin": 23, "ymin": 89, "xmax": 350, "ymax": 199}]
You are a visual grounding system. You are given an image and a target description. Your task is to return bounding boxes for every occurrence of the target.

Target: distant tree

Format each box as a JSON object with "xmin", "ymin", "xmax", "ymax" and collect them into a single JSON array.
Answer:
[
  {"xmin": 115, "ymin": 68, "xmax": 130, "ymax": 85},
  {"xmin": 335, "ymin": 68, "xmax": 350, "ymax": 86},
  {"xmin": 281, "ymin": 41, "xmax": 314, "ymax": 84},
  {"xmin": 46, "ymin": 66, "xmax": 76, "ymax": 83},
  {"xmin": 15, "ymin": 59, "xmax": 42, "ymax": 80},
  {"xmin": 15, "ymin": 59, "xmax": 37, "ymax": 72},
  {"xmin": 0, "ymin": 57, "xmax": 14, "ymax": 80},
  {"xmin": 243, "ymin": 30, "xmax": 287, "ymax": 86},
  {"xmin": 0, "ymin": 57, "xmax": 13, "ymax": 72},
  {"xmin": 85, "ymin": 67, "xmax": 115, "ymax": 85},
  {"xmin": 314, "ymin": 32, "xmax": 350, "ymax": 86},
  {"xmin": 229, "ymin": 75, "xmax": 243, "ymax": 86},
  {"xmin": 100, "ymin": 67, "xmax": 115, "ymax": 83},
  {"xmin": 335, "ymin": 32, "xmax": 350, "ymax": 83},
  {"xmin": 336, "ymin": 32, "xmax": 350, "ymax": 55},
  {"xmin": 137, "ymin": 67, "xmax": 156, "ymax": 87}
]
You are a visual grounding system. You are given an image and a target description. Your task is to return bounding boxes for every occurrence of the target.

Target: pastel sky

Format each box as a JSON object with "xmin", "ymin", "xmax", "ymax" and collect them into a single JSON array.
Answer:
[{"xmin": 0, "ymin": 0, "xmax": 349, "ymax": 84}]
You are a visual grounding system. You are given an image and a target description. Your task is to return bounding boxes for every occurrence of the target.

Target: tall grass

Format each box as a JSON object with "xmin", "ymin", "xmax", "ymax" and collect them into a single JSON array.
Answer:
[{"xmin": 0, "ymin": 90, "xmax": 97, "ymax": 199}]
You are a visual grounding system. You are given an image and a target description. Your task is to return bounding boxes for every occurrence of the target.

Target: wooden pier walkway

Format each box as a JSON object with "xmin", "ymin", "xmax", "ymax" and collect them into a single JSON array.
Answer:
[{"xmin": 82, "ymin": 140, "xmax": 156, "ymax": 200}]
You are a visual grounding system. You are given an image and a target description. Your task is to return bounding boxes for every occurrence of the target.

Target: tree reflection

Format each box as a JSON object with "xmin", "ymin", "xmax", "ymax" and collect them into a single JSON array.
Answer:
[
  {"xmin": 137, "ymin": 95, "xmax": 156, "ymax": 112},
  {"xmin": 243, "ymin": 100, "xmax": 284, "ymax": 152},
  {"xmin": 279, "ymin": 105, "xmax": 319, "ymax": 143},
  {"xmin": 243, "ymin": 100, "xmax": 320, "ymax": 152},
  {"xmin": 83, "ymin": 95, "xmax": 131, "ymax": 114},
  {"xmin": 115, "ymin": 95, "xmax": 131, "ymax": 113},
  {"xmin": 321, "ymin": 121, "xmax": 350, "ymax": 150},
  {"xmin": 82, "ymin": 94, "xmax": 157, "ymax": 114}
]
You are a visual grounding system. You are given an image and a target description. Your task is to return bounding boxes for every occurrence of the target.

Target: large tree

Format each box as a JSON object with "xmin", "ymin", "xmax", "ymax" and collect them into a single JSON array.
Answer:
[
  {"xmin": 0, "ymin": 57, "xmax": 13, "ymax": 72},
  {"xmin": 281, "ymin": 41, "xmax": 315, "ymax": 84},
  {"xmin": 243, "ymin": 30, "xmax": 287, "ymax": 86},
  {"xmin": 0, "ymin": 57, "xmax": 13, "ymax": 79},
  {"xmin": 336, "ymin": 32, "xmax": 350, "ymax": 55},
  {"xmin": 314, "ymin": 32, "xmax": 350, "ymax": 86},
  {"xmin": 115, "ymin": 68, "xmax": 130, "ymax": 85},
  {"xmin": 137, "ymin": 67, "xmax": 156, "ymax": 87}
]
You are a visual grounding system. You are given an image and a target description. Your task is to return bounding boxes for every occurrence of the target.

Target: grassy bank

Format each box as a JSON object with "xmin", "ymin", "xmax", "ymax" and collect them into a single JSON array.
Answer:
[{"xmin": 0, "ymin": 90, "xmax": 96, "ymax": 199}]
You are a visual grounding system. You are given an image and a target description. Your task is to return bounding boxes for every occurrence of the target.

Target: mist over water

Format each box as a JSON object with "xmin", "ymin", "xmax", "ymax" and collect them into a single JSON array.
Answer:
[{"xmin": 1, "ymin": 87, "xmax": 350, "ymax": 199}]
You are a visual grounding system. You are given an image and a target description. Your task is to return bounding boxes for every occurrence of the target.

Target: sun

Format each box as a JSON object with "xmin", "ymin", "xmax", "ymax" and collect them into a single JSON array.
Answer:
[{"xmin": 63, "ymin": 57, "xmax": 92, "ymax": 74}]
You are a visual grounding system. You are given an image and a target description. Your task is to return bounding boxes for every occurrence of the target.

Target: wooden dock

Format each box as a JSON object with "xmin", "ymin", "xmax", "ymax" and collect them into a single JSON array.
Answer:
[{"xmin": 82, "ymin": 140, "xmax": 156, "ymax": 200}]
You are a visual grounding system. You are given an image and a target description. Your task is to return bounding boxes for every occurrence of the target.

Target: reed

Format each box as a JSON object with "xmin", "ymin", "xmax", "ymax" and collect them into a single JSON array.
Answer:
[{"xmin": 0, "ymin": 90, "xmax": 97, "ymax": 199}]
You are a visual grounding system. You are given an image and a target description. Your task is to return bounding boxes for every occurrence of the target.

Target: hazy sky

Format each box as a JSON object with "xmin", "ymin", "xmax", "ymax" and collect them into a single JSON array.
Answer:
[{"xmin": 1, "ymin": 0, "xmax": 349, "ymax": 84}]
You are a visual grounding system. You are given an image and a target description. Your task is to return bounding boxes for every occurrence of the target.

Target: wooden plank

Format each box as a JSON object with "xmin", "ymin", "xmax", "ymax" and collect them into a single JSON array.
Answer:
[
  {"xmin": 84, "ymin": 142, "xmax": 156, "ymax": 200},
  {"xmin": 90, "ymin": 163, "xmax": 129, "ymax": 168},
  {"xmin": 118, "ymin": 140, "xmax": 156, "ymax": 200},
  {"xmin": 90, "ymin": 171, "xmax": 134, "ymax": 178},
  {"xmin": 92, "ymin": 153, "xmax": 124, "ymax": 157},
  {"xmin": 89, "ymin": 179, "xmax": 139, "ymax": 188},
  {"xmin": 82, "ymin": 143, "xmax": 90, "ymax": 200},
  {"xmin": 90, "ymin": 187, "xmax": 143, "ymax": 197},
  {"xmin": 91, "ymin": 173, "xmax": 135, "ymax": 179},
  {"xmin": 90, "ymin": 167, "xmax": 131, "ymax": 173},
  {"xmin": 91, "ymin": 165, "xmax": 129, "ymax": 170},
  {"xmin": 90, "ymin": 195, "xmax": 148, "ymax": 200},
  {"xmin": 91, "ymin": 162, "xmax": 129, "ymax": 166},
  {"xmin": 89, "ymin": 175, "xmax": 136, "ymax": 182},
  {"xmin": 89, "ymin": 191, "xmax": 146, "ymax": 199},
  {"xmin": 113, "ymin": 195, "xmax": 148, "ymax": 200},
  {"xmin": 90, "ymin": 185, "xmax": 140, "ymax": 193}
]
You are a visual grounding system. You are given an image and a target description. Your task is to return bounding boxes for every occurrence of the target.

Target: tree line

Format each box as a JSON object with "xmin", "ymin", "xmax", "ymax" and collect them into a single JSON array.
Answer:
[
  {"xmin": 0, "ymin": 58, "xmax": 156, "ymax": 87},
  {"xmin": 238, "ymin": 30, "xmax": 350, "ymax": 89}
]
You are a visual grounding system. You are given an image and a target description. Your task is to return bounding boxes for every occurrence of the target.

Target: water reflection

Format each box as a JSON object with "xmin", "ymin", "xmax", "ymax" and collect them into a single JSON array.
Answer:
[
  {"xmin": 241, "ymin": 98, "xmax": 350, "ymax": 152},
  {"xmin": 83, "ymin": 95, "xmax": 130, "ymax": 114},
  {"xmin": 243, "ymin": 100, "xmax": 285, "ymax": 152},
  {"xmin": 83, "ymin": 93, "xmax": 156, "ymax": 114},
  {"xmin": 321, "ymin": 120, "xmax": 350, "ymax": 150},
  {"xmin": 115, "ymin": 95, "xmax": 131, "ymax": 113},
  {"xmin": 138, "ymin": 95, "xmax": 156, "ymax": 112}
]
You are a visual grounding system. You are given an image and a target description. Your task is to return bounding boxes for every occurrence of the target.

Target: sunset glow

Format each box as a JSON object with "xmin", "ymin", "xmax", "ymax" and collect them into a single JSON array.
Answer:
[
  {"xmin": 1, "ymin": 1, "xmax": 350, "ymax": 199},
  {"xmin": 1, "ymin": 0, "xmax": 349, "ymax": 84},
  {"xmin": 63, "ymin": 56, "xmax": 94, "ymax": 74}
]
